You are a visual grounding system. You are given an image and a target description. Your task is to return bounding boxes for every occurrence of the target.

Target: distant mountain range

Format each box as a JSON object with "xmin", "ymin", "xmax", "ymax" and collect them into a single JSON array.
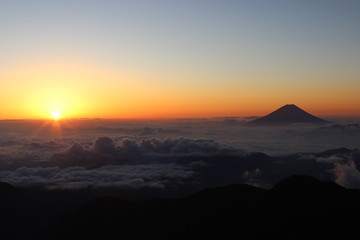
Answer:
[
  {"xmin": 1, "ymin": 175, "xmax": 359, "ymax": 239},
  {"xmin": 250, "ymin": 104, "xmax": 329, "ymax": 125}
]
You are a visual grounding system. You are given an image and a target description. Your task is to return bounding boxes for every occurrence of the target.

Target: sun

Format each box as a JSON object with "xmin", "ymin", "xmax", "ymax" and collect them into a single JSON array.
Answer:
[{"xmin": 51, "ymin": 111, "xmax": 61, "ymax": 120}]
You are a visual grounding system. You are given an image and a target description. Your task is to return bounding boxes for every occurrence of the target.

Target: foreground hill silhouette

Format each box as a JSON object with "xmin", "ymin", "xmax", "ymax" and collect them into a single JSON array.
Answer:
[
  {"xmin": 250, "ymin": 104, "xmax": 329, "ymax": 125},
  {"xmin": 50, "ymin": 176, "xmax": 360, "ymax": 239},
  {"xmin": 1, "ymin": 175, "xmax": 359, "ymax": 239}
]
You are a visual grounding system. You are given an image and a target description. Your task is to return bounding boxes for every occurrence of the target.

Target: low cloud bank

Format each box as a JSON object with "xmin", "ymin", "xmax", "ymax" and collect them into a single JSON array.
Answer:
[
  {"xmin": 51, "ymin": 137, "xmax": 242, "ymax": 168},
  {"xmin": 0, "ymin": 135, "xmax": 360, "ymax": 192},
  {"xmin": 0, "ymin": 164, "xmax": 195, "ymax": 190}
]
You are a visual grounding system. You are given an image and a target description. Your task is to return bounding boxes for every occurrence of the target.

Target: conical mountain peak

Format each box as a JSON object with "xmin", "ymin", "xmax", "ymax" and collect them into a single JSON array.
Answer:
[{"xmin": 250, "ymin": 104, "xmax": 329, "ymax": 125}]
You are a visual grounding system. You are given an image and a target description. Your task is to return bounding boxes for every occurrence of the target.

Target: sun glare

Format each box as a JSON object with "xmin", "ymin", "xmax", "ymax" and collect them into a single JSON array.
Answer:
[{"xmin": 51, "ymin": 111, "xmax": 61, "ymax": 119}]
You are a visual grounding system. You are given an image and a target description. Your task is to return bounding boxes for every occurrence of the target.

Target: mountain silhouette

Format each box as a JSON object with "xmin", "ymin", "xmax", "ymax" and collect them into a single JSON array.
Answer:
[
  {"xmin": 0, "ymin": 175, "xmax": 360, "ymax": 239},
  {"xmin": 50, "ymin": 175, "xmax": 360, "ymax": 240},
  {"xmin": 250, "ymin": 104, "xmax": 329, "ymax": 125}
]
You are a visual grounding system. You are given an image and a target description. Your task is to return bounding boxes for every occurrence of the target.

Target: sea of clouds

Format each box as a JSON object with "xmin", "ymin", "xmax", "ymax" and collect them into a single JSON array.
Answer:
[{"xmin": 0, "ymin": 118, "xmax": 360, "ymax": 195}]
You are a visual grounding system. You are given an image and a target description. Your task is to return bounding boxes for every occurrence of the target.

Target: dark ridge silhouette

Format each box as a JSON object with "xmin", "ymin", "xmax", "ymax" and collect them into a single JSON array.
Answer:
[
  {"xmin": 0, "ymin": 181, "xmax": 17, "ymax": 192},
  {"xmin": 1, "ymin": 175, "xmax": 360, "ymax": 239},
  {"xmin": 270, "ymin": 175, "xmax": 345, "ymax": 194},
  {"xmin": 317, "ymin": 147, "xmax": 353, "ymax": 157},
  {"xmin": 51, "ymin": 176, "xmax": 360, "ymax": 239},
  {"xmin": 250, "ymin": 104, "xmax": 330, "ymax": 125}
]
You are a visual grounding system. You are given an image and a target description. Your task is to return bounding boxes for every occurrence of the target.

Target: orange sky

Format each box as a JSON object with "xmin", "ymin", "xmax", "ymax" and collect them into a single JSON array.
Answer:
[{"xmin": 1, "ymin": 59, "xmax": 359, "ymax": 120}]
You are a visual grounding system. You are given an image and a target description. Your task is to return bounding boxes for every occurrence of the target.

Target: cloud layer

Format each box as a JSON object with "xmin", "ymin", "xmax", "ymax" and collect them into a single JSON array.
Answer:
[
  {"xmin": 0, "ymin": 119, "xmax": 360, "ymax": 194},
  {"xmin": 0, "ymin": 164, "xmax": 195, "ymax": 190},
  {"xmin": 1, "ymin": 135, "xmax": 359, "ymax": 192}
]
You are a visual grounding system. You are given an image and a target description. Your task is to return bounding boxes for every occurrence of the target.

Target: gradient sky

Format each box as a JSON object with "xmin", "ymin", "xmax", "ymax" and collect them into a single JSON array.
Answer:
[{"xmin": 1, "ymin": 0, "xmax": 360, "ymax": 119}]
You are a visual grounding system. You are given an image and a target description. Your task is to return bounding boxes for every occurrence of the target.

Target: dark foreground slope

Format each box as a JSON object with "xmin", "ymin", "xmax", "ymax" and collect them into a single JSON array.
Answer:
[
  {"xmin": 250, "ymin": 104, "xmax": 329, "ymax": 125},
  {"xmin": 52, "ymin": 176, "xmax": 360, "ymax": 240},
  {"xmin": 1, "ymin": 175, "xmax": 359, "ymax": 239}
]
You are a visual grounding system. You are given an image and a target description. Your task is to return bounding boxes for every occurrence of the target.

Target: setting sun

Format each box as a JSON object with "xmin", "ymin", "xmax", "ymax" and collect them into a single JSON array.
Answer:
[{"xmin": 51, "ymin": 111, "xmax": 61, "ymax": 119}]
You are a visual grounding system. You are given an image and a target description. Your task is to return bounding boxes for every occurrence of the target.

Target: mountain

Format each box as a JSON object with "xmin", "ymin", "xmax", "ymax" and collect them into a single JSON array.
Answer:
[
  {"xmin": 1, "ymin": 175, "xmax": 360, "ymax": 239},
  {"xmin": 250, "ymin": 104, "xmax": 329, "ymax": 125},
  {"xmin": 50, "ymin": 175, "xmax": 360, "ymax": 240}
]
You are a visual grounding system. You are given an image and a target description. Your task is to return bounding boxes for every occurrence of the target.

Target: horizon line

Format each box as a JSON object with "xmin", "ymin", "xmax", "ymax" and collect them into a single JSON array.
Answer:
[{"xmin": 1, "ymin": 115, "xmax": 360, "ymax": 121}]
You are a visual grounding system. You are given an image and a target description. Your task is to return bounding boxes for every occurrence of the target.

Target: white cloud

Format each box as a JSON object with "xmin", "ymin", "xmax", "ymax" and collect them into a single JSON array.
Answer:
[
  {"xmin": 0, "ymin": 164, "xmax": 195, "ymax": 190},
  {"xmin": 333, "ymin": 161, "xmax": 360, "ymax": 188}
]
